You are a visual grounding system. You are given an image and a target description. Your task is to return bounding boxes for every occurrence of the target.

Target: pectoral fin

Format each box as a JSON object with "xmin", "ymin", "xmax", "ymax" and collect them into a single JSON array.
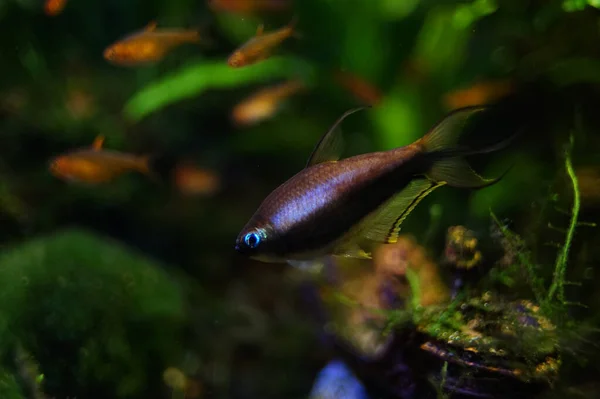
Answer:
[
  {"xmin": 306, "ymin": 106, "xmax": 369, "ymax": 167},
  {"xmin": 358, "ymin": 179, "xmax": 445, "ymax": 244}
]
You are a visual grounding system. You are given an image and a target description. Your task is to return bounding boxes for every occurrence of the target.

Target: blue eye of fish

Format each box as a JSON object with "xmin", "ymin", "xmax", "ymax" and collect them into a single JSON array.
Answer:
[{"xmin": 244, "ymin": 232, "xmax": 261, "ymax": 249}]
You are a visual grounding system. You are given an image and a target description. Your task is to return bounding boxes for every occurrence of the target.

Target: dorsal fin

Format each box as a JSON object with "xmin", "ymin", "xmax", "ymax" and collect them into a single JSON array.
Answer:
[
  {"xmin": 256, "ymin": 24, "xmax": 264, "ymax": 36},
  {"xmin": 306, "ymin": 106, "xmax": 370, "ymax": 168},
  {"xmin": 92, "ymin": 135, "xmax": 105, "ymax": 150},
  {"xmin": 145, "ymin": 20, "xmax": 158, "ymax": 32}
]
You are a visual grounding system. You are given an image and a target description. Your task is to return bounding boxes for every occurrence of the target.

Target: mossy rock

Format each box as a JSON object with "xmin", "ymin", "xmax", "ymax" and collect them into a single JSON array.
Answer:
[{"xmin": 0, "ymin": 229, "xmax": 186, "ymax": 398}]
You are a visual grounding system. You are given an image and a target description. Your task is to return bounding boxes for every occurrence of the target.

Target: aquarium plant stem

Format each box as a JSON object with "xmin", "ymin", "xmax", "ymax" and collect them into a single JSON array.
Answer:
[{"xmin": 547, "ymin": 133, "xmax": 579, "ymax": 304}]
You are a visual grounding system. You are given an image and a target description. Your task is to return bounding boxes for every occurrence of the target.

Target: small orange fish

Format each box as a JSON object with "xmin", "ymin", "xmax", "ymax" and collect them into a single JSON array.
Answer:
[
  {"xmin": 207, "ymin": 0, "xmax": 290, "ymax": 14},
  {"xmin": 333, "ymin": 70, "xmax": 382, "ymax": 106},
  {"xmin": 228, "ymin": 17, "xmax": 297, "ymax": 68},
  {"xmin": 443, "ymin": 80, "xmax": 515, "ymax": 110},
  {"xmin": 104, "ymin": 21, "xmax": 202, "ymax": 66},
  {"xmin": 174, "ymin": 163, "xmax": 220, "ymax": 196},
  {"xmin": 50, "ymin": 136, "xmax": 152, "ymax": 184},
  {"xmin": 232, "ymin": 79, "xmax": 304, "ymax": 126},
  {"xmin": 44, "ymin": 0, "xmax": 68, "ymax": 16}
]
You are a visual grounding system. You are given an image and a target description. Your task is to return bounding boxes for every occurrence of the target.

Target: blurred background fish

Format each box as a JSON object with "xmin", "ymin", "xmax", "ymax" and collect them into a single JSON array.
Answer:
[
  {"xmin": 442, "ymin": 79, "xmax": 515, "ymax": 110},
  {"xmin": 232, "ymin": 79, "xmax": 305, "ymax": 126},
  {"xmin": 49, "ymin": 136, "xmax": 154, "ymax": 184},
  {"xmin": 44, "ymin": 0, "xmax": 68, "ymax": 16},
  {"xmin": 333, "ymin": 70, "xmax": 382, "ymax": 106},
  {"xmin": 104, "ymin": 21, "xmax": 203, "ymax": 66},
  {"xmin": 173, "ymin": 163, "xmax": 221, "ymax": 197},
  {"xmin": 227, "ymin": 17, "xmax": 297, "ymax": 67}
]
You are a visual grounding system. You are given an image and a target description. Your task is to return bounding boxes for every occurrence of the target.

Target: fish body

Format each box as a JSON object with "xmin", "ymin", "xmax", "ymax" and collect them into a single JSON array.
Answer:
[
  {"xmin": 228, "ymin": 18, "xmax": 296, "ymax": 67},
  {"xmin": 50, "ymin": 136, "xmax": 151, "ymax": 184},
  {"xmin": 44, "ymin": 0, "xmax": 68, "ymax": 16},
  {"xmin": 104, "ymin": 22, "xmax": 201, "ymax": 66},
  {"xmin": 232, "ymin": 79, "xmax": 304, "ymax": 125},
  {"xmin": 235, "ymin": 106, "xmax": 510, "ymax": 264},
  {"xmin": 207, "ymin": 0, "xmax": 290, "ymax": 13}
]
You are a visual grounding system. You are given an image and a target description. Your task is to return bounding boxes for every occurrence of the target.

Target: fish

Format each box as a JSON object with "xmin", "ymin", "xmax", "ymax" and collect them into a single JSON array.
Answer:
[
  {"xmin": 333, "ymin": 70, "xmax": 382, "ymax": 106},
  {"xmin": 44, "ymin": 0, "xmax": 68, "ymax": 16},
  {"xmin": 207, "ymin": 0, "xmax": 291, "ymax": 14},
  {"xmin": 103, "ymin": 21, "xmax": 202, "ymax": 66},
  {"xmin": 227, "ymin": 17, "xmax": 297, "ymax": 67},
  {"xmin": 232, "ymin": 79, "xmax": 305, "ymax": 126},
  {"xmin": 49, "ymin": 135, "xmax": 153, "ymax": 184},
  {"xmin": 442, "ymin": 80, "xmax": 515, "ymax": 110},
  {"xmin": 235, "ymin": 106, "xmax": 512, "ymax": 265},
  {"xmin": 174, "ymin": 163, "xmax": 221, "ymax": 196}
]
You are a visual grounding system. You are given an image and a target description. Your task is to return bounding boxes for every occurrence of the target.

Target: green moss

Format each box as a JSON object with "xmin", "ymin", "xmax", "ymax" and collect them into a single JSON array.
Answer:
[{"xmin": 0, "ymin": 229, "xmax": 186, "ymax": 398}]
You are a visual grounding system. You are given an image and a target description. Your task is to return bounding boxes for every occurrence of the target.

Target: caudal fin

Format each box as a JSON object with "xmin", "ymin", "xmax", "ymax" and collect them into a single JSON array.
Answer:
[
  {"xmin": 420, "ymin": 106, "xmax": 487, "ymax": 151},
  {"xmin": 420, "ymin": 106, "xmax": 517, "ymax": 188}
]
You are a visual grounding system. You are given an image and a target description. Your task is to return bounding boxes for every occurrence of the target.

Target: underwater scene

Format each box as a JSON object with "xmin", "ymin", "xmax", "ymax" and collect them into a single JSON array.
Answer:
[{"xmin": 2, "ymin": 0, "xmax": 600, "ymax": 398}]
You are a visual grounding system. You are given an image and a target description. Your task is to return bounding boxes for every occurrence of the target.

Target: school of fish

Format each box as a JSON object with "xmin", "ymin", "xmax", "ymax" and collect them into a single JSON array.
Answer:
[{"xmin": 45, "ymin": 0, "xmax": 516, "ymax": 267}]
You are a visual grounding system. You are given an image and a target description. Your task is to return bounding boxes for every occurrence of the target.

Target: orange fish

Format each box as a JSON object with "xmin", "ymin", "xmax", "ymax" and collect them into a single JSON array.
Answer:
[
  {"xmin": 232, "ymin": 79, "xmax": 304, "ymax": 125},
  {"xmin": 207, "ymin": 0, "xmax": 290, "ymax": 14},
  {"xmin": 44, "ymin": 0, "xmax": 68, "ymax": 16},
  {"xmin": 228, "ymin": 17, "xmax": 297, "ymax": 67},
  {"xmin": 442, "ymin": 80, "xmax": 515, "ymax": 110},
  {"xmin": 50, "ymin": 136, "xmax": 152, "ymax": 184},
  {"xmin": 174, "ymin": 163, "xmax": 220, "ymax": 196},
  {"xmin": 104, "ymin": 21, "xmax": 202, "ymax": 66},
  {"xmin": 333, "ymin": 70, "xmax": 382, "ymax": 106}
]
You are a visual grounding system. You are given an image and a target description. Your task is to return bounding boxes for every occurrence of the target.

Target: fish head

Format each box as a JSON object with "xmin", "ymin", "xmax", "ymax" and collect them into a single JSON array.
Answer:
[
  {"xmin": 49, "ymin": 155, "xmax": 73, "ymax": 178},
  {"xmin": 103, "ymin": 43, "xmax": 121, "ymax": 62},
  {"xmin": 103, "ymin": 42, "xmax": 138, "ymax": 64},
  {"xmin": 227, "ymin": 51, "xmax": 246, "ymax": 68},
  {"xmin": 235, "ymin": 224, "xmax": 281, "ymax": 261},
  {"xmin": 49, "ymin": 154, "xmax": 105, "ymax": 183}
]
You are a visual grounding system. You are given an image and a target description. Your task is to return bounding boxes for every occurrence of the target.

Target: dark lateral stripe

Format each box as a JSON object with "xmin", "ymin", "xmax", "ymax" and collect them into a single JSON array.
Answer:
[{"xmin": 385, "ymin": 181, "xmax": 445, "ymax": 244}]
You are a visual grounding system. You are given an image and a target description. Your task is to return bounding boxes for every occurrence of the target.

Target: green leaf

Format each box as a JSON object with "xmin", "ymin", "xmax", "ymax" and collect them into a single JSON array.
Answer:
[{"xmin": 123, "ymin": 57, "xmax": 315, "ymax": 122}]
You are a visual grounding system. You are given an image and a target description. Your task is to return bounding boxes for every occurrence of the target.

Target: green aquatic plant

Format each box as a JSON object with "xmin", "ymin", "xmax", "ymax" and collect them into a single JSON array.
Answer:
[
  {"xmin": 547, "ymin": 133, "xmax": 579, "ymax": 304},
  {"xmin": 562, "ymin": 0, "xmax": 600, "ymax": 11},
  {"xmin": 0, "ymin": 229, "xmax": 187, "ymax": 398},
  {"xmin": 490, "ymin": 211, "xmax": 546, "ymax": 304},
  {"xmin": 123, "ymin": 56, "xmax": 315, "ymax": 122}
]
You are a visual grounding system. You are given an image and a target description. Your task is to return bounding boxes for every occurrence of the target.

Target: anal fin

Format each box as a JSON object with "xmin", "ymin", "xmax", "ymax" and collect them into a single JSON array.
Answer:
[{"xmin": 357, "ymin": 179, "xmax": 445, "ymax": 244}]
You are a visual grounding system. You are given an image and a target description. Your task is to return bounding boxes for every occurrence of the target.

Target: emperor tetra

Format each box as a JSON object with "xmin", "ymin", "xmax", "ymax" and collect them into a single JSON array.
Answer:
[{"xmin": 235, "ymin": 106, "xmax": 514, "ymax": 266}]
